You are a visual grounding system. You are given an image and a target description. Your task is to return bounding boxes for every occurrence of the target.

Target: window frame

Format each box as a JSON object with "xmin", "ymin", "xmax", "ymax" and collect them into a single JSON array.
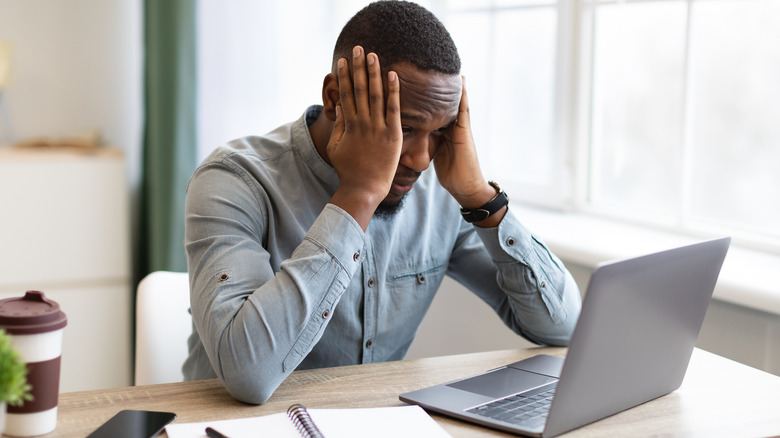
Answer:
[{"xmin": 576, "ymin": 0, "xmax": 780, "ymax": 255}]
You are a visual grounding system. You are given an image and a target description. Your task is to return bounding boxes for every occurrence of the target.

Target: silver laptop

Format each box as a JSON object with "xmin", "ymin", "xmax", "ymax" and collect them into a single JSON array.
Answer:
[{"xmin": 400, "ymin": 237, "xmax": 730, "ymax": 437}]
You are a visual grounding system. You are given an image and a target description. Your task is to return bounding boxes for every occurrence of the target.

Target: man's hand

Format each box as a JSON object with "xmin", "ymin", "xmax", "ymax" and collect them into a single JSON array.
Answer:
[
  {"xmin": 328, "ymin": 46, "xmax": 402, "ymax": 231},
  {"xmin": 435, "ymin": 77, "xmax": 506, "ymax": 227}
]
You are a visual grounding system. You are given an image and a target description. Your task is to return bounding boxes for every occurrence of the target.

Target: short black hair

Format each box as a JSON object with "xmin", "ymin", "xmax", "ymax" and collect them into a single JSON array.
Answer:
[{"xmin": 333, "ymin": 1, "xmax": 461, "ymax": 75}]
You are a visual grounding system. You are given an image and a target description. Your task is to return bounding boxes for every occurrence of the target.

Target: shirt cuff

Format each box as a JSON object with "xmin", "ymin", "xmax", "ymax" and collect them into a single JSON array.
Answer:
[
  {"xmin": 304, "ymin": 203, "xmax": 367, "ymax": 276},
  {"xmin": 474, "ymin": 209, "xmax": 535, "ymax": 264}
]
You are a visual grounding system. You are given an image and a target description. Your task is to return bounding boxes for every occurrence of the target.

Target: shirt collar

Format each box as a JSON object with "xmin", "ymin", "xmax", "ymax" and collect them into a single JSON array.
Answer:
[{"xmin": 294, "ymin": 105, "xmax": 340, "ymax": 189}]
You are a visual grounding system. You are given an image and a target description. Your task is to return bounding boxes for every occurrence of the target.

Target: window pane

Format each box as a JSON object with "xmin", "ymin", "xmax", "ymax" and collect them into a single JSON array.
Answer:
[
  {"xmin": 445, "ymin": 0, "xmax": 488, "ymax": 10},
  {"xmin": 590, "ymin": 2, "xmax": 688, "ymax": 218},
  {"xmin": 495, "ymin": 0, "xmax": 556, "ymax": 6},
  {"xmin": 449, "ymin": 8, "xmax": 557, "ymax": 186},
  {"xmin": 445, "ymin": 0, "xmax": 555, "ymax": 10},
  {"xmin": 689, "ymin": 0, "xmax": 780, "ymax": 238},
  {"xmin": 492, "ymin": 9, "xmax": 557, "ymax": 184},
  {"xmin": 447, "ymin": 12, "xmax": 493, "ymax": 171}
]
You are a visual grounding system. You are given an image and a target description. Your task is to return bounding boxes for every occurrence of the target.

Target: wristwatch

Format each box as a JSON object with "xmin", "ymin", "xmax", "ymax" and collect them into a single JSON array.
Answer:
[{"xmin": 460, "ymin": 181, "xmax": 509, "ymax": 223}]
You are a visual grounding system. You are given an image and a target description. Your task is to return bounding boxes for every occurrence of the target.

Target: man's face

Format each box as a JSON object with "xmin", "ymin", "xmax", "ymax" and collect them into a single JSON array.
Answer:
[{"xmin": 374, "ymin": 63, "xmax": 462, "ymax": 218}]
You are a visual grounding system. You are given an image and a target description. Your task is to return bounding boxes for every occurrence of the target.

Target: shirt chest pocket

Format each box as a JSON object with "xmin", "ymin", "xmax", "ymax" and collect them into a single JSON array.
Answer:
[{"xmin": 388, "ymin": 261, "xmax": 447, "ymax": 302}]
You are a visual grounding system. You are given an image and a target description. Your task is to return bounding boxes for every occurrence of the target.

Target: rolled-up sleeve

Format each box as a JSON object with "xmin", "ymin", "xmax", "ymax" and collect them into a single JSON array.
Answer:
[
  {"xmin": 185, "ymin": 162, "xmax": 365, "ymax": 404},
  {"xmin": 448, "ymin": 209, "xmax": 582, "ymax": 346}
]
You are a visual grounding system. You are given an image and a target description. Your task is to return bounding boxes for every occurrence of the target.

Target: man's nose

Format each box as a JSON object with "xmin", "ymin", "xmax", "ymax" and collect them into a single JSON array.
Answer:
[{"xmin": 399, "ymin": 136, "xmax": 432, "ymax": 173}]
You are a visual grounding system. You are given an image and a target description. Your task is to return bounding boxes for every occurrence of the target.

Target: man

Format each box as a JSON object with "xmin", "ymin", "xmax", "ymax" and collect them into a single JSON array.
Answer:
[{"xmin": 183, "ymin": 1, "xmax": 581, "ymax": 404}]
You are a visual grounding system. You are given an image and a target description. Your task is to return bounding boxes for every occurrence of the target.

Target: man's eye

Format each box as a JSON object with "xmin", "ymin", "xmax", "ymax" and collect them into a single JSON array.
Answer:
[
  {"xmin": 402, "ymin": 127, "xmax": 412, "ymax": 134},
  {"xmin": 435, "ymin": 122, "xmax": 454, "ymax": 134}
]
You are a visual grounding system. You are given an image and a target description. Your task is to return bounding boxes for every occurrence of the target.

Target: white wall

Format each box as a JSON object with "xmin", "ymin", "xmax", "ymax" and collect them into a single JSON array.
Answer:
[
  {"xmin": 0, "ymin": 0, "xmax": 143, "ymax": 197},
  {"xmin": 0, "ymin": 0, "xmax": 142, "ymax": 391}
]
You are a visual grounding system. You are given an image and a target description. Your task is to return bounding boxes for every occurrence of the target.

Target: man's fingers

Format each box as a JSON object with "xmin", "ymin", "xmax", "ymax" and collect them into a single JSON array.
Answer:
[
  {"xmin": 332, "ymin": 104, "xmax": 345, "ymax": 143},
  {"xmin": 352, "ymin": 46, "xmax": 370, "ymax": 119},
  {"xmin": 367, "ymin": 52, "xmax": 385, "ymax": 124},
  {"xmin": 385, "ymin": 71, "xmax": 401, "ymax": 133},
  {"xmin": 337, "ymin": 47, "xmax": 398, "ymax": 146},
  {"xmin": 337, "ymin": 57, "xmax": 356, "ymax": 120},
  {"xmin": 456, "ymin": 75, "xmax": 471, "ymax": 130}
]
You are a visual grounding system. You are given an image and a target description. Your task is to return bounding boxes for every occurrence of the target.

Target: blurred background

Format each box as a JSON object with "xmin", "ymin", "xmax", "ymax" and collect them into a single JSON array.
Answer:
[{"xmin": 0, "ymin": 0, "xmax": 778, "ymax": 392}]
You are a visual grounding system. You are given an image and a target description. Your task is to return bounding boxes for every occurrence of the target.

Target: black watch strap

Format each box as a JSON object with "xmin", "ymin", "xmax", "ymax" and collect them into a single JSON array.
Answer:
[{"xmin": 460, "ymin": 181, "xmax": 509, "ymax": 223}]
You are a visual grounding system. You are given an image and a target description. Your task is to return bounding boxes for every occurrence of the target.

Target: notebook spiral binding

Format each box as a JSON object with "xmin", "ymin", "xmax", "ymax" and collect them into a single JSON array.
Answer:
[{"xmin": 287, "ymin": 404, "xmax": 326, "ymax": 438}]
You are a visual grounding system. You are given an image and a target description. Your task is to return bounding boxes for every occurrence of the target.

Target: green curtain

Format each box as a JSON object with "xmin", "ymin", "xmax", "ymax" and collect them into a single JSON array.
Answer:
[{"xmin": 139, "ymin": 0, "xmax": 198, "ymax": 281}]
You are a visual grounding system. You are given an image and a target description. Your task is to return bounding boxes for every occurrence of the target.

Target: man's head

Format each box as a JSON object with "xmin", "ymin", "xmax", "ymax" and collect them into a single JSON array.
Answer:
[
  {"xmin": 319, "ymin": 1, "xmax": 463, "ymax": 218},
  {"xmin": 332, "ymin": 1, "xmax": 461, "ymax": 76}
]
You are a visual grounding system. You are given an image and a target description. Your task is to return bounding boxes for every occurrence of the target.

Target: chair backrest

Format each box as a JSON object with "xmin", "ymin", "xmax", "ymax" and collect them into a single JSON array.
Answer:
[{"xmin": 135, "ymin": 271, "xmax": 191, "ymax": 385}]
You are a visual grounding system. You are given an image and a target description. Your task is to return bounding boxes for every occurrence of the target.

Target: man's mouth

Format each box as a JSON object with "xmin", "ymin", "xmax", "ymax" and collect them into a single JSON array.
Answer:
[{"xmin": 389, "ymin": 173, "xmax": 420, "ymax": 197}]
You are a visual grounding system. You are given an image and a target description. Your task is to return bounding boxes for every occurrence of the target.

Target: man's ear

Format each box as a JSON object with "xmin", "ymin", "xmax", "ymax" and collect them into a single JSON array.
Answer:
[{"xmin": 322, "ymin": 73, "xmax": 340, "ymax": 122}]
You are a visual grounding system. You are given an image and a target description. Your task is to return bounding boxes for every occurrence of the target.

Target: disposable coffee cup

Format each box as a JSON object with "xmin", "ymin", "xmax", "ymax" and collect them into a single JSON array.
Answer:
[{"xmin": 0, "ymin": 291, "xmax": 67, "ymax": 436}]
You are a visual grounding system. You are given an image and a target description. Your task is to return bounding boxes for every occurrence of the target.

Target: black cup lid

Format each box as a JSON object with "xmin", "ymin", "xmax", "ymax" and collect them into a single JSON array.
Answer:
[{"xmin": 0, "ymin": 291, "xmax": 68, "ymax": 335}]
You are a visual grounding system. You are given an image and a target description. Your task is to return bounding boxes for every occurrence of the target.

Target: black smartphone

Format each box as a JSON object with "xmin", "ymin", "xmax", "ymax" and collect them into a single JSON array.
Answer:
[{"xmin": 86, "ymin": 409, "xmax": 177, "ymax": 438}]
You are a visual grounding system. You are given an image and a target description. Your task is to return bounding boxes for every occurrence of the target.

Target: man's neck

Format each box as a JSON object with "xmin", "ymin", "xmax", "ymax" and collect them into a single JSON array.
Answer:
[{"xmin": 308, "ymin": 111, "xmax": 334, "ymax": 166}]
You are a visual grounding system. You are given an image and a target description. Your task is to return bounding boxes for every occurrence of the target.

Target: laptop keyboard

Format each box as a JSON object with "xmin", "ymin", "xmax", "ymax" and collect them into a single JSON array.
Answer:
[{"xmin": 466, "ymin": 382, "xmax": 557, "ymax": 426}]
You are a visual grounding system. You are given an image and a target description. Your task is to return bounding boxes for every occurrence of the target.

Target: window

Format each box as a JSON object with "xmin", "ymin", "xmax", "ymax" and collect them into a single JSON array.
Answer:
[
  {"xmin": 443, "ymin": 0, "xmax": 567, "ymax": 206},
  {"xmin": 440, "ymin": 0, "xmax": 780, "ymax": 252},
  {"xmin": 198, "ymin": 1, "xmax": 780, "ymax": 253}
]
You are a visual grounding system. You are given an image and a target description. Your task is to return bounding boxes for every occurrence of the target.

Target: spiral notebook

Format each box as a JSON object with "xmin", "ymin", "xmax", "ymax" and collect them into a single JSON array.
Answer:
[{"xmin": 165, "ymin": 404, "xmax": 451, "ymax": 438}]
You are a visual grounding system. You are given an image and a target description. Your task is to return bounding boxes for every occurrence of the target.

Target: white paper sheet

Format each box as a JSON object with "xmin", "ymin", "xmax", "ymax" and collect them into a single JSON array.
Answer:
[{"xmin": 165, "ymin": 405, "xmax": 452, "ymax": 438}]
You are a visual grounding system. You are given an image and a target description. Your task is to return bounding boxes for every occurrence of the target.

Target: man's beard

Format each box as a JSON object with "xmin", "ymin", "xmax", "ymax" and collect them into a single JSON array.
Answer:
[{"xmin": 373, "ymin": 194, "xmax": 408, "ymax": 220}]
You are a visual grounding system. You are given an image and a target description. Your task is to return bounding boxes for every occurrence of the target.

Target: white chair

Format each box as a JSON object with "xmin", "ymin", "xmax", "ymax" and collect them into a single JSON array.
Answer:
[{"xmin": 135, "ymin": 271, "xmax": 192, "ymax": 385}]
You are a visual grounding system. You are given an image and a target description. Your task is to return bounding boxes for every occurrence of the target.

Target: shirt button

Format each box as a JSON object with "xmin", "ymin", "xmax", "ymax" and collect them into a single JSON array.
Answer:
[
  {"xmin": 366, "ymin": 339, "xmax": 373, "ymax": 348},
  {"xmin": 417, "ymin": 274, "xmax": 426, "ymax": 284},
  {"xmin": 321, "ymin": 310, "xmax": 330, "ymax": 319},
  {"xmin": 353, "ymin": 251, "xmax": 360, "ymax": 262},
  {"xmin": 368, "ymin": 278, "xmax": 375, "ymax": 287},
  {"xmin": 506, "ymin": 237, "xmax": 515, "ymax": 246},
  {"xmin": 540, "ymin": 281, "xmax": 547, "ymax": 288}
]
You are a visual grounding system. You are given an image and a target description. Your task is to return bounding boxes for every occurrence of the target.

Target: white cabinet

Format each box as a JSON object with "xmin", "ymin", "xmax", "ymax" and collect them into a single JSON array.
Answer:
[{"xmin": 0, "ymin": 148, "xmax": 132, "ymax": 391}]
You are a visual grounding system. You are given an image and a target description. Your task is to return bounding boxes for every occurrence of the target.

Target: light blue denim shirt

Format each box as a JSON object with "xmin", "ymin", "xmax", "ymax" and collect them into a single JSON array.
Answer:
[{"xmin": 183, "ymin": 106, "xmax": 581, "ymax": 404}]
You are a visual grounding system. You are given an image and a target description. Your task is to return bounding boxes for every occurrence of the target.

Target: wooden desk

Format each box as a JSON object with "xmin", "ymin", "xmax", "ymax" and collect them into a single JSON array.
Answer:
[{"xmin": 45, "ymin": 348, "xmax": 780, "ymax": 437}]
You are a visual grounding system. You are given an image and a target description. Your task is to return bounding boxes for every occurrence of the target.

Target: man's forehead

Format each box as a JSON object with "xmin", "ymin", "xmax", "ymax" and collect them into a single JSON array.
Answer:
[
  {"xmin": 395, "ymin": 69, "xmax": 461, "ymax": 94},
  {"xmin": 400, "ymin": 110, "xmax": 458, "ymax": 126},
  {"xmin": 391, "ymin": 64, "xmax": 461, "ymax": 121}
]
